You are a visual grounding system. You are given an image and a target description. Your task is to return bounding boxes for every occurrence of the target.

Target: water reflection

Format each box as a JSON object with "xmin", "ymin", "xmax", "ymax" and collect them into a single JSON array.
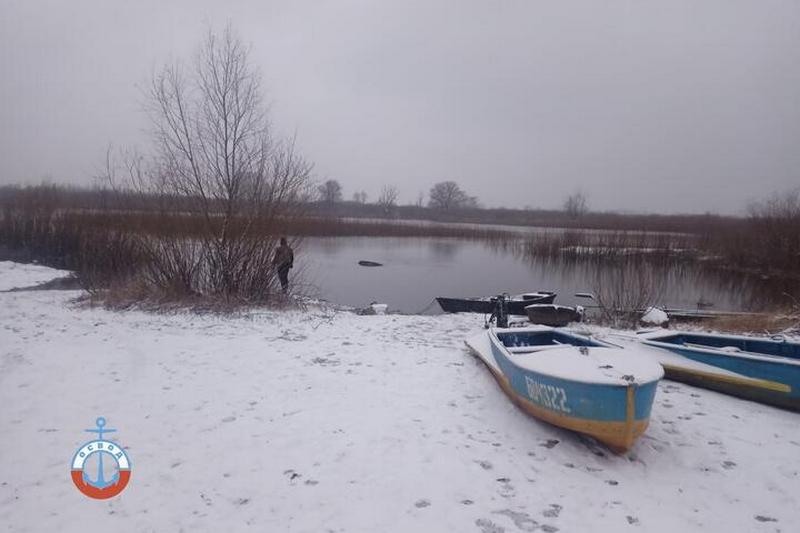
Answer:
[
  {"xmin": 428, "ymin": 240, "xmax": 460, "ymax": 260},
  {"xmin": 299, "ymin": 236, "xmax": 799, "ymax": 313}
]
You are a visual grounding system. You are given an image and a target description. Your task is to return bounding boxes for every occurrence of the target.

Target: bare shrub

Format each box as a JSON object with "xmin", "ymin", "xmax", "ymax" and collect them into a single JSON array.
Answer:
[
  {"xmin": 706, "ymin": 313, "xmax": 800, "ymax": 335},
  {"xmin": 102, "ymin": 26, "xmax": 312, "ymax": 304},
  {"xmin": 592, "ymin": 262, "xmax": 666, "ymax": 328},
  {"xmin": 0, "ymin": 186, "xmax": 143, "ymax": 288},
  {"xmin": 746, "ymin": 188, "xmax": 800, "ymax": 273}
]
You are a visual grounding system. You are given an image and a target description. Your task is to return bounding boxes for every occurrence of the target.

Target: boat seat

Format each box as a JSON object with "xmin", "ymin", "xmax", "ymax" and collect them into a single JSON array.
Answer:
[
  {"xmin": 685, "ymin": 342, "xmax": 741, "ymax": 352},
  {"xmin": 506, "ymin": 345, "xmax": 573, "ymax": 354}
]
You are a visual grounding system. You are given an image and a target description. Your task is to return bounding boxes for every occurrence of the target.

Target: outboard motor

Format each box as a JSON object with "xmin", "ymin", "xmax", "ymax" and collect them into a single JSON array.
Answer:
[{"xmin": 489, "ymin": 294, "xmax": 509, "ymax": 329}]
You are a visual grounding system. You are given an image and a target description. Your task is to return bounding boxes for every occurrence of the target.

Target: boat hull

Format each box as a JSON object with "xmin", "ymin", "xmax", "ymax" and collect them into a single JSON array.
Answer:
[
  {"xmin": 466, "ymin": 328, "xmax": 661, "ymax": 452},
  {"xmin": 642, "ymin": 332, "xmax": 800, "ymax": 411},
  {"xmin": 525, "ymin": 304, "xmax": 583, "ymax": 327},
  {"xmin": 484, "ymin": 355, "xmax": 653, "ymax": 453},
  {"xmin": 437, "ymin": 293, "xmax": 556, "ymax": 315},
  {"xmin": 659, "ymin": 363, "xmax": 797, "ymax": 411}
]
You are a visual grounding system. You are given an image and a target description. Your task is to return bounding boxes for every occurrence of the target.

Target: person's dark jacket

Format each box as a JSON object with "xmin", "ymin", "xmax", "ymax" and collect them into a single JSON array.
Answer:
[{"xmin": 273, "ymin": 244, "xmax": 294, "ymax": 270}]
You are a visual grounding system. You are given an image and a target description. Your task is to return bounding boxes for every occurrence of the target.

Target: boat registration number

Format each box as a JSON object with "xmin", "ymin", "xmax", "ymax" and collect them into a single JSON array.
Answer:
[{"xmin": 525, "ymin": 377, "xmax": 571, "ymax": 413}]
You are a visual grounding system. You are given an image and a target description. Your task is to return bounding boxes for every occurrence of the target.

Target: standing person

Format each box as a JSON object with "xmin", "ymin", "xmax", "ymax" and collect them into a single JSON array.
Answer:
[{"xmin": 273, "ymin": 237, "xmax": 294, "ymax": 293}]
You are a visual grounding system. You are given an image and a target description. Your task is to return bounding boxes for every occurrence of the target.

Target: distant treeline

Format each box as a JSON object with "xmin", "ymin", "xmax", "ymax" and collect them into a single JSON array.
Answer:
[
  {"xmin": 0, "ymin": 183, "xmax": 745, "ymax": 235},
  {"xmin": 1, "ymin": 184, "xmax": 798, "ymax": 293},
  {"xmin": 306, "ymin": 200, "xmax": 744, "ymax": 235}
]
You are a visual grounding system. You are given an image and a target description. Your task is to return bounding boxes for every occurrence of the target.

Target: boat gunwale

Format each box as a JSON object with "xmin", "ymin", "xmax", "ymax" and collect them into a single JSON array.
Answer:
[
  {"xmin": 642, "ymin": 336, "xmax": 800, "ymax": 367},
  {"xmin": 489, "ymin": 328, "xmax": 663, "ymax": 387}
]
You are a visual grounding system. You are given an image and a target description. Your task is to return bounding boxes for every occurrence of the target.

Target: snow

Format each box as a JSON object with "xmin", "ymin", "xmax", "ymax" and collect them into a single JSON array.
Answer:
[
  {"xmin": 370, "ymin": 303, "xmax": 388, "ymax": 315},
  {"xmin": 474, "ymin": 329, "xmax": 664, "ymax": 385},
  {"xmin": 509, "ymin": 346, "xmax": 664, "ymax": 385},
  {"xmin": 641, "ymin": 307, "xmax": 669, "ymax": 326},
  {"xmin": 0, "ymin": 261, "xmax": 72, "ymax": 291},
  {"xmin": 523, "ymin": 304, "xmax": 577, "ymax": 312},
  {"xmin": 1, "ymin": 262, "xmax": 800, "ymax": 532}
]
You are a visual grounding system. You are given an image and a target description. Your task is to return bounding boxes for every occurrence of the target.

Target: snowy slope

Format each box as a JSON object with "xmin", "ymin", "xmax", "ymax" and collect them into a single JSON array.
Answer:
[{"xmin": 0, "ymin": 263, "xmax": 798, "ymax": 532}]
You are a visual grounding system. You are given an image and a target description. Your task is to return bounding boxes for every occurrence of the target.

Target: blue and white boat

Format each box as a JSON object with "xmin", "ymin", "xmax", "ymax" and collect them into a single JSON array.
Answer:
[
  {"xmin": 641, "ymin": 331, "xmax": 800, "ymax": 411},
  {"xmin": 465, "ymin": 326, "xmax": 663, "ymax": 452}
]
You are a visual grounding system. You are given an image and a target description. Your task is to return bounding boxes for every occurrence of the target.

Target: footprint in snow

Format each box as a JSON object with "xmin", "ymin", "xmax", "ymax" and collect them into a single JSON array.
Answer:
[
  {"xmin": 722, "ymin": 461, "xmax": 737, "ymax": 470},
  {"xmin": 754, "ymin": 515, "xmax": 778, "ymax": 523},
  {"xmin": 283, "ymin": 469, "xmax": 301, "ymax": 482},
  {"xmin": 475, "ymin": 518, "xmax": 505, "ymax": 533},
  {"xmin": 476, "ymin": 460, "xmax": 493, "ymax": 470},
  {"xmin": 495, "ymin": 478, "xmax": 516, "ymax": 498},
  {"xmin": 493, "ymin": 509, "xmax": 541, "ymax": 532},
  {"xmin": 414, "ymin": 499, "xmax": 431, "ymax": 508},
  {"xmin": 626, "ymin": 515, "xmax": 639, "ymax": 525},
  {"xmin": 543, "ymin": 504, "xmax": 562, "ymax": 518},
  {"xmin": 540, "ymin": 439, "xmax": 559, "ymax": 449}
]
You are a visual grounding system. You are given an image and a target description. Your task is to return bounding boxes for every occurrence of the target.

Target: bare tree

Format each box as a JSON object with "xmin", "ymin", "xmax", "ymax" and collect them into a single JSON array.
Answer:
[
  {"xmin": 318, "ymin": 179, "xmax": 342, "ymax": 205},
  {"xmin": 428, "ymin": 181, "xmax": 477, "ymax": 209},
  {"xmin": 352, "ymin": 191, "xmax": 368, "ymax": 204},
  {"xmin": 747, "ymin": 188, "xmax": 800, "ymax": 273},
  {"xmin": 377, "ymin": 185, "xmax": 399, "ymax": 215},
  {"xmin": 103, "ymin": 25, "xmax": 312, "ymax": 303},
  {"xmin": 564, "ymin": 192, "xmax": 588, "ymax": 219},
  {"xmin": 592, "ymin": 263, "xmax": 666, "ymax": 328}
]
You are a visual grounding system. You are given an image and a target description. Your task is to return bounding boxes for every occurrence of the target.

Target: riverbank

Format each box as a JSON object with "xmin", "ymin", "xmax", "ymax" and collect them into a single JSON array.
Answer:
[{"xmin": 1, "ymin": 262, "xmax": 799, "ymax": 532}]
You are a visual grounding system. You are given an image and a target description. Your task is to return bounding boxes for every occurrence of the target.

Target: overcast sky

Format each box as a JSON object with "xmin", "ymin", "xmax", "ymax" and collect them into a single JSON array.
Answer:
[{"xmin": 1, "ymin": 1, "xmax": 799, "ymax": 214}]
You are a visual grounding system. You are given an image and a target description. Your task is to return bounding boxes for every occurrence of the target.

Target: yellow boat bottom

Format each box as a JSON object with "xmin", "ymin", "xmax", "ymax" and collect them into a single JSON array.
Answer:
[{"xmin": 484, "ymin": 359, "xmax": 649, "ymax": 453}]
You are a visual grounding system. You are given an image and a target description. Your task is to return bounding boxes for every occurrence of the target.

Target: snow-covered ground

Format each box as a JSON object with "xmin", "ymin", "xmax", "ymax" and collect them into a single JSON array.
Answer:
[
  {"xmin": 0, "ymin": 261, "xmax": 72, "ymax": 291},
  {"xmin": 1, "ymin": 262, "xmax": 798, "ymax": 532}
]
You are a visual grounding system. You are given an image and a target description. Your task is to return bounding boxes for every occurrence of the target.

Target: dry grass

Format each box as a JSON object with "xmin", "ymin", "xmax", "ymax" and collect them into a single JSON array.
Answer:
[
  {"xmin": 80, "ymin": 275, "xmax": 302, "ymax": 313},
  {"xmin": 705, "ymin": 313, "xmax": 800, "ymax": 335}
]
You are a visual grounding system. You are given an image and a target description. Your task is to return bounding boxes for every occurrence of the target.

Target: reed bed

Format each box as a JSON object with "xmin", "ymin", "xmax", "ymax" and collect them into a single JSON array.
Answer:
[{"xmin": 1, "ymin": 184, "xmax": 798, "ymax": 312}]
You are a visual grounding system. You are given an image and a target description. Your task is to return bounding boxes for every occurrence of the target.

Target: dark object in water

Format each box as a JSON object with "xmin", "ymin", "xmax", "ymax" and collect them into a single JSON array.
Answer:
[
  {"xmin": 525, "ymin": 304, "xmax": 583, "ymax": 327},
  {"xmin": 436, "ymin": 291, "xmax": 556, "ymax": 315},
  {"xmin": 358, "ymin": 260, "xmax": 383, "ymax": 267}
]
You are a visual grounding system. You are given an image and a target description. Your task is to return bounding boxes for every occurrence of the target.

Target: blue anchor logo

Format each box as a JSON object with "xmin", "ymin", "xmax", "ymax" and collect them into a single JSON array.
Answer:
[
  {"xmin": 71, "ymin": 416, "xmax": 132, "ymax": 498},
  {"xmin": 81, "ymin": 417, "xmax": 119, "ymax": 489}
]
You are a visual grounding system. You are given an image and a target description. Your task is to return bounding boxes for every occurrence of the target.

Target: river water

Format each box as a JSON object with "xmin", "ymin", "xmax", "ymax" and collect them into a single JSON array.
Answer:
[{"xmin": 298, "ymin": 236, "xmax": 792, "ymax": 314}]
